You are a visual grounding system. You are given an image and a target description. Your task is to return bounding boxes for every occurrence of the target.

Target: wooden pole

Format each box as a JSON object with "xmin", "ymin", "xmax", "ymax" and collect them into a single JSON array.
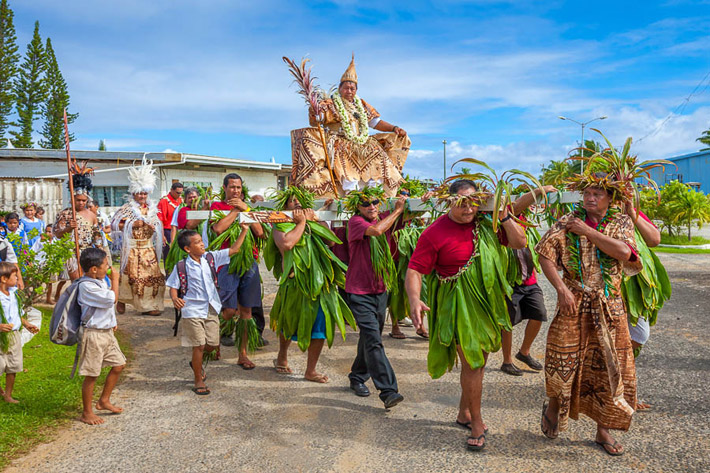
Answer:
[
  {"xmin": 63, "ymin": 109, "xmax": 82, "ymax": 276},
  {"xmin": 316, "ymin": 124, "xmax": 339, "ymax": 196}
]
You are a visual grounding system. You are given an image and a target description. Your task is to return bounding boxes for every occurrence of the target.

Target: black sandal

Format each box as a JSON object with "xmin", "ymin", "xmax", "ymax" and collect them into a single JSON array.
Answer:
[
  {"xmin": 192, "ymin": 386, "xmax": 210, "ymax": 395},
  {"xmin": 455, "ymin": 420, "xmax": 488, "ymax": 434},
  {"xmin": 595, "ymin": 440, "xmax": 624, "ymax": 456},
  {"xmin": 541, "ymin": 401, "xmax": 559, "ymax": 439},
  {"xmin": 466, "ymin": 434, "xmax": 486, "ymax": 451}
]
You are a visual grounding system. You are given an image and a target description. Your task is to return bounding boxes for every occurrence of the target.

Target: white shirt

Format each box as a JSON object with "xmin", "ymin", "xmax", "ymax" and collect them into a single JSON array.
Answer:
[
  {"xmin": 0, "ymin": 288, "xmax": 21, "ymax": 330},
  {"xmin": 78, "ymin": 278, "xmax": 117, "ymax": 329},
  {"xmin": 170, "ymin": 205, "xmax": 182, "ymax": 227},
  {"xmin": 166, "ymin": 249, "xmax": 229, "ymax": 319},
  {"xmin": 0, "ymin": 238, "xmax": 18, "ymax": 264}
]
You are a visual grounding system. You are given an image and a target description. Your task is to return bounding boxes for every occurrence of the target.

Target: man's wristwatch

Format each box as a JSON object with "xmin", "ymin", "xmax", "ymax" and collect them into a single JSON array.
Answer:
[{"xmin": 500, "ymin": 215, "xmax": 513, "ymax": 223}]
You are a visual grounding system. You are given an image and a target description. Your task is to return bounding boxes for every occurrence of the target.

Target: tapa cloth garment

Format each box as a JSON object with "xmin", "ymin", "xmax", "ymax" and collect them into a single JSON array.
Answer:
[
  {"xmin": 535, "ymin": 212, "xmax": 642, "ymax": 432},
  {"xmin": 290, "ymin": 98, "xmax": 409, "ymax": 197},
  {"xmin": 113, "ymin": 202, "xmax": 165, "ymax": 312}
]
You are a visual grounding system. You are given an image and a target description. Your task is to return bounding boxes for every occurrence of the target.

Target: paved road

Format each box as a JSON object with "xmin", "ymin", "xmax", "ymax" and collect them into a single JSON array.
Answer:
[{"xmin": 6, "ymin": 254, "xmax": 709, "ymax": 472}]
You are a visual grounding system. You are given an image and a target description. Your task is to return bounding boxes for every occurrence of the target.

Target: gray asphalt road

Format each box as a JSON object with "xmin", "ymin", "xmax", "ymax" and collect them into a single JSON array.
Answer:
[{"xmin": 6, "ymin": 254, "xmax": 710, "ymax": 473}]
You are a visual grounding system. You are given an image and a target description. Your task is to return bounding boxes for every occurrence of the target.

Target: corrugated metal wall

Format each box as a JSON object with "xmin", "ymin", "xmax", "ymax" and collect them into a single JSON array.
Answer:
[
  {"xmin": 0, "ymin": 178, "xmax": 64, "ymax": 223},
  {"xmin": 647, "ymin": 150, "xmax": 710, "ymax": 194}
]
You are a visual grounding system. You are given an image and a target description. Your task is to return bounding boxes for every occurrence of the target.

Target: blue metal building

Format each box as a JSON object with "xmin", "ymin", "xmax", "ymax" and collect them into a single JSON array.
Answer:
[{"xmin": 648, "ymin": 149, "xmax": 710, "ymax": 193}]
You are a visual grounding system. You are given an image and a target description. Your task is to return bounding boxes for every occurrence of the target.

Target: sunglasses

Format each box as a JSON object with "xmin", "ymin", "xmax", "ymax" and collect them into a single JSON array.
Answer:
[
  {"xmin": 399, "ymin": 190, "xmax": 411, "ymax": 196},
  {"xmin": 359, "ymin": 199, "xmax": 381, "ymax": 207}
]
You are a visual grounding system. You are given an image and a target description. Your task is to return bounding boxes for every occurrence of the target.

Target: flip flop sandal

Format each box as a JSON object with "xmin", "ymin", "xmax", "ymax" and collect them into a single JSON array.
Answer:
[
  {"xmin": 455, "ymin": 420, "xmax": 488, "ymax": 434},
  {"xmin": 466, "ymin": 434, "xmax": 486, "ymax": 451},
  {"xmin": 541, "ymin": 401, "xmax": 559, "ymax": 439},
  {"xmin": 272, "ymin": 359, "xmax": 292, "ymax": 374},
  {"xmin": 238, "ymin": 361, "xmax": 256, "ymax": 370},
  {"xmin": 388, "ymin": 332, "xmax": 406, "ymax": 339},
  {"xmin": 189, "ymin": 361, "xmax": 207, "ymax": 381},
  {"xmin": 416, "ymin": 330, "xmax": 429, "ymax": 339},
  {"xmin": 595, "ymin": 440, "xmax": 624, "ymax": 456},
  {"xmin": 192, "ymin": 386, "xmax": 210, "ymax": 396}
]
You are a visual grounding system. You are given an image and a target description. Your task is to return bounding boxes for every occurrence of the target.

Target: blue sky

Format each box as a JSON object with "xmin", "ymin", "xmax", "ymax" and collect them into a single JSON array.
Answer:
[{"xmin": 9, "ymin": 0, "xmax": 710, "ymax": 180}]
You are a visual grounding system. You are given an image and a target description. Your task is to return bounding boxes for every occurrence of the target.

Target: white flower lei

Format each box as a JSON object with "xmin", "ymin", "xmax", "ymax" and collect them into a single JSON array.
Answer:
[{"xmin": 332, "ymin": 92, "xmax": 370, "ymax": 145}]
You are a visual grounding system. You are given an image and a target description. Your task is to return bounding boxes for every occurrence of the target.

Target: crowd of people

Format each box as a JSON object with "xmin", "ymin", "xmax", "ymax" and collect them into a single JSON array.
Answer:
[{"xmin": 0, "ymin": 57, "xmax": 666, "ymax": 457}]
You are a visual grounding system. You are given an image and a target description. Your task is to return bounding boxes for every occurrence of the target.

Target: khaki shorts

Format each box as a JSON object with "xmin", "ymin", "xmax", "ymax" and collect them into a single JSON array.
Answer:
[
  {"xmin": 78, "ymin": 328, "xmax": 126, "ymax": 377},
  {"xmin": 0, "ymin": 331, "xmax": 23, "ymax": 374},
  {"xmin": 181, "ymin": 311, "xmax": 220, "ymax": 348}
]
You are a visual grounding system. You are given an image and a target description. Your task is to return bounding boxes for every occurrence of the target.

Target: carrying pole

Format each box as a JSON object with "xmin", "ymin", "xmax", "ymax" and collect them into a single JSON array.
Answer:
[{"xmin": 63, "ymin": 109, "xmax": 82, "ymax": 276}]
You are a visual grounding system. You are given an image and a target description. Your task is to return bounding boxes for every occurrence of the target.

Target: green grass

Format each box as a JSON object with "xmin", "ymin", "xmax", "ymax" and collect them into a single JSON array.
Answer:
[
  {"xmin": 660, "ymin": 233, "xmax": 710, "ymax": 246},
  {"xmin": 652, "ymin": 247, "xmax": 710, "ymax": 254},
  {"xmin": 0, "ymin": 308, "xmax": 129, "ymax": 469}
]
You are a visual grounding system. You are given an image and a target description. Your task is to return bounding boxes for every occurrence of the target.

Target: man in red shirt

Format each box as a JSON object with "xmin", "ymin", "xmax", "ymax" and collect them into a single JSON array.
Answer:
[
  {"xmin": 157, "ymin": 182, "xmax": 183, "ymax": 259},
  {"xmin": 405, "ymin": 179, "xmax": 527, "ymax": 451},
  {"xmin": 346, "ymin": 190, "xmax": 407, "ymax": 409},
  {"xmin": 210, "ymin": 173, "xmax": 265, "ymax": 369}
]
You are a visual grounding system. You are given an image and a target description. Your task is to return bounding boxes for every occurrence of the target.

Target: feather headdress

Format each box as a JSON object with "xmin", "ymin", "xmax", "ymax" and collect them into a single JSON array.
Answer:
[
  {"xmin": 127, "ymin": 158, "xmax": 157, "ymax": 194},
  {"xmin": 68, "ymin": 160, "xmax": 95, "ymax": 195}
]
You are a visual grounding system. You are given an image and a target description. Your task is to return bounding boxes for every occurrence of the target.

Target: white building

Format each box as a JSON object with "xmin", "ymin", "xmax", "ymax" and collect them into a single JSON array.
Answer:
[{"xmin": 0, "ymin": 149, "xmax": 292, "ymax": 214}]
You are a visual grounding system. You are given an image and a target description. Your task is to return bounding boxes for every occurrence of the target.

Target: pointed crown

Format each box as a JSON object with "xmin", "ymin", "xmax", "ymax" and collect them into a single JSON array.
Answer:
[{"xmin": 340, "ymin": 53, "xmax": 358, "ymax": 85}]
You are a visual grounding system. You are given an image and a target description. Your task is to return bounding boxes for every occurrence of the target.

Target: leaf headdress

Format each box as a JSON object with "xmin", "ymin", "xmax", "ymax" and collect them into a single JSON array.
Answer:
[
  {"xmin": 342, "ymin": 185, "xmax": 386, "ymax": 213},
  {"xmin": 269, "ymin": 185, "xmax": 316, "ymax": 211}
]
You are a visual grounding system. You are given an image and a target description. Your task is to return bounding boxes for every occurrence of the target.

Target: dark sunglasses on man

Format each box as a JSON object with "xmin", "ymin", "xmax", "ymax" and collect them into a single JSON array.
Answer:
[
  {"xmin": 359, "ymin": 199, "xmax": 381, "ymax": 207},
  {"xmin": 399, "ymin": 190, "xmax": 411, "ymax": 196}
]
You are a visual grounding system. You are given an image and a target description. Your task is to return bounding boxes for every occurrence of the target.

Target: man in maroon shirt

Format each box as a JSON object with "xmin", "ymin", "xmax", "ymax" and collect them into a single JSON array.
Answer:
[
  {"xmin": 157, "ymin": 182, "xmax": 183, "ymax": 259},
  {"xmin": 500, "ymin": 185, "xmax": 557, "ymax": 376},
  {"xmin": 346, "ymin": 193, "xmax": 407, "ymax": 409},
  {"xmin": 405, "ymin": 180, "xmax": 527, "ymax": 451},
  {"xmin": 210, "ymin": 173, "xmax": 265, "ymax": 369}
]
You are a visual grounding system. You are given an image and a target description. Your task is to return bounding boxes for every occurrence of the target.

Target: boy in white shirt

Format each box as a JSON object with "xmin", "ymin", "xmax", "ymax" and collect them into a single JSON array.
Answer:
[
  {"xmin": 167, "ymin": 226, "xmax": 249, "ymax": 395},
  {"xmin": 76, "ymin": 248, "xmax": 125, "ymax": 425},
  {"xmin": 0, "ymin": 262, "xmax": 39, "ymax": 403}
]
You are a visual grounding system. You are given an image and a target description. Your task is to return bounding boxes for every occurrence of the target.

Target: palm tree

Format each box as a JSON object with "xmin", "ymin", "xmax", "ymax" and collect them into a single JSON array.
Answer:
[
  {"xmin": 697, "ymin": 127, "xmax": 710, "ymax": 151},
  {"xmin": 540, "ymin": 160, "xmax": 572, "ymax": 185},
  {"xmin": 670, "ymin": 187, "xmax": 710, "ymax": 241}
]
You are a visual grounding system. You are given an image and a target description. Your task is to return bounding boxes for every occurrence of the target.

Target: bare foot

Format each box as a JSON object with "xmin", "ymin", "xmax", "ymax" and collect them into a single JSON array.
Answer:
[
  {"xmin": 637, "ymin": 400, "xmax": 652, "ymax": 411},
  {"xmin": 95, "ymin": 400, "xmax": 123, "ymax": 414},
  {"xmin": 79, "ymin": 413, "xmax": 105, "ymax": 425},
  {"xmin": 304, "ymin": 372, "xmax": 329, "ymax": 383},
  {"xmin": 3, "ymin": 395, "xmax": 19, "ymax": 404}
]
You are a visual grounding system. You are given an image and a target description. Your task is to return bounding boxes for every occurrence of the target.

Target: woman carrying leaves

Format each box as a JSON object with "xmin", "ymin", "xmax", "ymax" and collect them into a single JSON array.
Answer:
[
  {"xmin": 265, "ymin": 187, "xmax": 356, "ymax": 383},
  {"xmin": 405, "ymin": 179, "xmax": 527, "ymax": 451},
  {"xmin": 344, "ymin": 185, "xmax": 406, "ymax": 409}
]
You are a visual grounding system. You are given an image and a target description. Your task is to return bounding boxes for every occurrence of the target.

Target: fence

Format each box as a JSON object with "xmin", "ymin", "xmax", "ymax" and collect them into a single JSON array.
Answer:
[{"xmin": 0, "ymin": 177, "xmax": 64, "ymax": 224}]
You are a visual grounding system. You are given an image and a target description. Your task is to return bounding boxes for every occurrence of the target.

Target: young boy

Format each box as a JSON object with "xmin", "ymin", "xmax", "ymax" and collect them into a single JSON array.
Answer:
[
  {"xmin": 0, "ymin": 262, "xmax": 39, "ymax": 403},
  {"xmin": 4, "ymin": 213, "xmax": 28, "ymax": 254},
  {"xmin": 167, "ymin": 226, "xmax": 249, "ymax": 395},
  {"xmin": 76, "ymin": 248, "xmax": 125, "ymax": 425}
]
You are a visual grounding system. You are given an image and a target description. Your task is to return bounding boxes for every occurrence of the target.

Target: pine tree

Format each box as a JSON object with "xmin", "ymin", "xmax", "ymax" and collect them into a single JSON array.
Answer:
[
  {"xmin": 39, "ymin": 38, "xmax": 77, "ymax": 149},
  {"xmin": 10, "ymin": 21, "xmax": 45, "ymax": 148},
  {"xmin": 697, "ymin": 127, "xmax": 710, "ymax": 151},
  {"xmin": 0, "ymin": 0, "xmax": 19, "ymax": 144},
  {"xmin": 98, "ymin": 139, "xmax": 106, "ymax": 151}
]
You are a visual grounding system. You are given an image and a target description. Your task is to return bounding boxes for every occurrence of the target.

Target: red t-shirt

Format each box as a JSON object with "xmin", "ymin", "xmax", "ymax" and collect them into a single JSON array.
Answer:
[
  {"xmin": 157, "ymin": 194, "xmax": 182, "ymax": 228},
  {"xmin": 331, "ymin": 225, "xmax": 349, "ymax": 265},
  {"xmin": 176, "ymin": 206, "xmax": 189, "ymax": 230},
  {"xmin": 408, "ymin": 214, "xmax": 479, "ymax": 278},
  {"xmin": 210, "ymin": 201, "xmax": 233, "ymax": 249},
  {"xmin": 345, "ymin": 214, "xmax": 387, "ymax": 295}
]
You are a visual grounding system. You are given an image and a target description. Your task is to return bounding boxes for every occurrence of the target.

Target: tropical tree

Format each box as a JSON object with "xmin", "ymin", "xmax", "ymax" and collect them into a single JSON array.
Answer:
[
  {"xmin": 98, "ymin": 138, "xmax": 106, "ymax": 151},
  {"xmin": 540, "ymin": 159, "xmax": 573, "ymax": 185},
  {"xmin": 697, "ymin": 126, "xmax": 710, "ymax": 151},
  {"xmin": 0, "ymin": 0, "xmax": 19, "ymax": 144},
  {"xmin": 669, "ymin": 184, "xmax": 710, "ymax": 241},
  {"xmin": 39, "ymin": 38, "xmax": 77, "ymax": 148},
  {"xmin": 10, "ymin": 21, "xmax": 45, "ymax": 148}
]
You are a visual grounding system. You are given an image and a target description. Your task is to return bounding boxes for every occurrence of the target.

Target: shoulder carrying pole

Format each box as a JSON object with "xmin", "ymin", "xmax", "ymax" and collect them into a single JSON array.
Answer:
[{"xmin": 63, "ymin": 109, "xmax": 82, "ymax": 276}]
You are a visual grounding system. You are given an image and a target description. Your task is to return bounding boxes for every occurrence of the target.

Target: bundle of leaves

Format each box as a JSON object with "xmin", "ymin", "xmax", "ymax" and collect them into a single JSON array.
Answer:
[
  {"xmin": 269, "ymin": 185, "xmax": 315, "ymax": 211},
  {"xmin": 399, "ymin": 175, "xmax": 428, "ymax": 198},
  {"xmin": 342, "ymin": 185, "xmax": 385, "ymax": 213},
  {"xmin": 565, "ymin": 129, "xmax": 674, "ymax": 209}
]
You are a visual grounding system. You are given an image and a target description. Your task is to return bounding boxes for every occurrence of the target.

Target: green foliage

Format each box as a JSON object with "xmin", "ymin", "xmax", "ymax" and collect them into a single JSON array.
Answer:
[
  {"xmin": 0, "ymin": 0, "xmax": 19, "ymax": 142},
  {"xmin": 0, "ymin": 308, "xmax": 122, "ymax": 469},
  {"xmin": 98, "ymin": 138, "xmax": 106, "ymax": 151},
  {"xmin": 540, "ymin": 159, "xmax": 573, "ymax": 186},
  {"xmin": 660, "ymin": 233, "xmax": 710, "ymax": 246},
  {"xmin": 642, "ymin": 181, "xmax": 710, "ymax": 241},
  {"xmin": 9, "ymin": 21, "xmax": 45, "ymax": 149},
  {"xmin": 38, "ymin": 38, "xmax": 77, "ymax": 149},
  {"xmin": 697, "ymin": 126, "xmax": 710, "ymax": 151},
  {"xmin": 652, "ymin": 246, "xmax": 710, "ymax": 254},
  {"xmin": 5, "ymin": 232, "xmax": 75, "ymax": 311}
]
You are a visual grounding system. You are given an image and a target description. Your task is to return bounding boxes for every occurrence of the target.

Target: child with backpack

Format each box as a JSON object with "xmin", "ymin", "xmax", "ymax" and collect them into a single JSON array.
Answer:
[
  {"xmin": 0, "ymin": 262, "xmax": 39, "ymax": 403},
  {"xmin": 166, "ymin": 226, "xmax": 249, "ymax": 395},
  {"xmin": 76, "ymin": 248, "xmax": 125, "ymax": 425}
]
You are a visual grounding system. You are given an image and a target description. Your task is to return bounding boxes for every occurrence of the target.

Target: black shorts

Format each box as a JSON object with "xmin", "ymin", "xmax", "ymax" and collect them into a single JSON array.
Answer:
[{"xmin": 506, "ymin": 283, "xmax": 548, "ymax": 326}]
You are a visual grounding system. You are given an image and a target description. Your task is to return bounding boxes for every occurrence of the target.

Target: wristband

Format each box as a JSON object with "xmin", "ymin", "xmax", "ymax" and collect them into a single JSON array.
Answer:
[
  {"xmin": 392, "ymin": 126, "xmax": 399, "ymax": 133},
  {"xmin": 500, "ymin": 215, "xmax": 513, "ymax": 223}
]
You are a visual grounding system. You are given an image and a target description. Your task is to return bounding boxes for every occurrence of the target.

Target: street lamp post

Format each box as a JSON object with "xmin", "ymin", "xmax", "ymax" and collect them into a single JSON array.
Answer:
[
  {"xmin": 558, "ymin": 115, "xmax": 607, "ymax": 173},
  {"xmin": 442, "ymin": 139, "xmax": 447, "ymax": 180}
]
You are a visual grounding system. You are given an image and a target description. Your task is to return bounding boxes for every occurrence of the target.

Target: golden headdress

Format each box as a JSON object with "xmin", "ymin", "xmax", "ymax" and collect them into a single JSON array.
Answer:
[{"xmin": 340, "ymin": 53, "xmax": 358, "ymax": 84}]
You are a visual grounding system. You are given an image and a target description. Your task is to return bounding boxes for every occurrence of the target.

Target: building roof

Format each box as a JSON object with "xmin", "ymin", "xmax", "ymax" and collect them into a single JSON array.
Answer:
[
  {"xmin": 663, "ymin": 149, "xmax": 710, "ymax": 162},
  {"xmin": 0, "ymin": 149, "xmax": 291, "ymax": 173}
]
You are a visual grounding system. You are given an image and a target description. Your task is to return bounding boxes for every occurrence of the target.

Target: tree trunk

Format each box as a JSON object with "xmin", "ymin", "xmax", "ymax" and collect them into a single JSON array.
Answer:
[{"xmin": 688, "ymin": 222, "xmax": 692, "ymax": 242}]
